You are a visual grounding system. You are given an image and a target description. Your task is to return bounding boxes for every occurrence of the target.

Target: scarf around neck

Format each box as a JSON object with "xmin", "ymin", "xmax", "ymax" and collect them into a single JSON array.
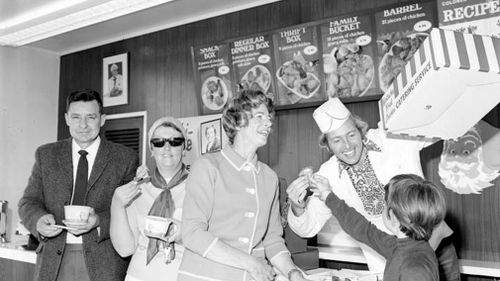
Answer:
[
  {"xmin": 338, "ymin": 141, "xmax": 385, "ymax": 216},
  {"xmin": 146, "ymin": 164, "xmax": 188, "ymax": 265}
]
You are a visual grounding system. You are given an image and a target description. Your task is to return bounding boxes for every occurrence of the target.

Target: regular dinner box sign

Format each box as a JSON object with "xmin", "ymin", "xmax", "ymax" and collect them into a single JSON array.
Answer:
[{"xmin": 379, "ymin": 27, "xmax": 500, "ymax": 140}]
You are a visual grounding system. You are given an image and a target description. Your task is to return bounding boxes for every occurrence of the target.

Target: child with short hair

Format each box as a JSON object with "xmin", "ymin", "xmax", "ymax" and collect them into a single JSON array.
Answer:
[{"xmin": 313, "ymin": 173, "xmax": 446, "ymax": 281}]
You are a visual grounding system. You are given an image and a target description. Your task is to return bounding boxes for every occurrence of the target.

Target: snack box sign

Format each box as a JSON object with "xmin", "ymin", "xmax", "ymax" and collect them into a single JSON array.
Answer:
[{"xmin": 379, "ymin": 27, "xmax": 500, "ymax": 140}]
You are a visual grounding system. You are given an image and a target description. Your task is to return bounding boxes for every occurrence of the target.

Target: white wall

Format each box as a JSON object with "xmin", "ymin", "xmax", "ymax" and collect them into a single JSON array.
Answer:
[{"xmin": 0, "ymin": 46, "xmax": 59, "ymax": 239}]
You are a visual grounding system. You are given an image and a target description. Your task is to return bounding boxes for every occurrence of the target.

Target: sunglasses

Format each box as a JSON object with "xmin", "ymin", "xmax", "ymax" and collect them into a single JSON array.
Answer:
[{"xmin": 150, "ymin": 137, "xmax": 185, "ymax": 148}]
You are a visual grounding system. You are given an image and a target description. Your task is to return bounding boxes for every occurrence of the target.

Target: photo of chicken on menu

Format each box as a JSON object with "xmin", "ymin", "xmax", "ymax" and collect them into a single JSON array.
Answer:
[
  {"xmin": 375, "ymin": 1, "xmax": 436, "ymax": 93},
  {"xmin": 231, "ymin": 35, "xmax": 275, "ymax": 100},
  {"xmin": 378, "ymin": 31, "xmax": 428, "ymax": 92},
  {"xmin": 240, "ymin": 65, "xmax": 272, "ymax": 94},
  {"xmin": 192, "ymin": 43, "xmax": 234, "ymax": 114},
  {"xmin": 320, "ymin": 14, "xmax": 377, "ymax": 99},
  {"xmin": 276, "ymin": 51, "xmax": 321, "ymax": 103},
  {"xmin": 274, "ymin": 25, "xmax": 323, "ymax": 106}
]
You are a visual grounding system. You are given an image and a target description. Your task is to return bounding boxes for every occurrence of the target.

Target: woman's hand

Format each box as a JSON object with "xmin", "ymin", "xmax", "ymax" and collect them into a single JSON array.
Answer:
[
  {"xmin": 134, "ymin": 165, "xmax": 149, "ymax": 182},
  {"xmin": 309, "ymin": 174, "xmax": 332, "ymax": 201},
  {"xmin": 290, "ymin": 274, "xmax": 312, "ymax": 281},
  {"xmin": 147, "ymin": 218, "xmax": 182, "ymax": 243},
  {"xmin": 113, "ymin": 180, "xmax": 141, "ymax": 207},
  {"xmin": 288, "ymin": 269, "xmax": 312, "ymax": 281},
  {"xmin": 114, "ymin": 165, "xmax": 149, "ymax": 207},
  {"xmin": 165, "ymin": 218, "xmax": 182, "ymax": 243},
  {"xmin": 246, "ymin": 256, "xmax": 275, "ymax": 281}
]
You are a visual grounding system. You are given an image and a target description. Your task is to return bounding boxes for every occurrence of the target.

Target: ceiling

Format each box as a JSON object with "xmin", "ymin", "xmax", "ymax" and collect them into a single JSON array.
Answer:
[{"xmin": 0, "ymin": 0, "xmax": 279, "ymax": 55}]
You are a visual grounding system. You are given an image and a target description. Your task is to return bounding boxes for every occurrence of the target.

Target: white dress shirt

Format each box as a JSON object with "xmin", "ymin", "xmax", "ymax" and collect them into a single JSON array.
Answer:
[{"xmin": 66, "ymin": 137, "xmax": 101, "ymax": 243}]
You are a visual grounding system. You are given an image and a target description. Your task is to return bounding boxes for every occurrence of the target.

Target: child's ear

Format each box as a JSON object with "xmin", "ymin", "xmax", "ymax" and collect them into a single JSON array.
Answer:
[{"xmin": 388, "ymin": 209, "xmax": 401, "ymax": 229}]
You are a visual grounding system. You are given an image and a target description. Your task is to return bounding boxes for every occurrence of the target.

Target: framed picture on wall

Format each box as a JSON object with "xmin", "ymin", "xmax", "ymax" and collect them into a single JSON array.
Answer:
[
  {"xmin": 103, "ymin": 53, "xmax": 128, "ymax": 107},
  {"xmin": 200, "ymin": 118, "xmax": 222, "ymax": 155}
]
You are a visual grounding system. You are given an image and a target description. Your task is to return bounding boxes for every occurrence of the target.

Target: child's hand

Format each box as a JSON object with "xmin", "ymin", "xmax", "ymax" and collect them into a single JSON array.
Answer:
[{"xmin": 310, "ymin": 174, "xmax": 332, "ymax": 201}]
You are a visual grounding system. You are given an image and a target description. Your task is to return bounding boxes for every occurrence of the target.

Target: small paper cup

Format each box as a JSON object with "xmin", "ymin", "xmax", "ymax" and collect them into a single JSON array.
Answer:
[
  {"xmin": 64, "ymin": 205, "xmax": 91, "ymax": 224},
  {"xmin": 144, "ymin": 216, "xmax": 171, "ymax": 237}
]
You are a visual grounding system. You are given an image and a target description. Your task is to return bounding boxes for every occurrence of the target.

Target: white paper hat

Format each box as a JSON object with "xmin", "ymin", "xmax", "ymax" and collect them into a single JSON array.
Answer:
[{"xmin": 313, "ymin": 98, "xmax": 351, "ymax": 133}]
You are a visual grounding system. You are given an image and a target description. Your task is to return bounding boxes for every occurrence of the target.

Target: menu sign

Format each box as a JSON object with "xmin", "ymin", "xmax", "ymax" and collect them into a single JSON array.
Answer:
[
  {"xmin": 273, "ymin": 24, "xmax": 323, "ymax": 106},
  {"xmin": 375, "ymin": 1, "xmax": 436, "ymax": 93},
  {"xmin": 319, "ymin": 14, "xmax": 378, "ymax": 99},
  {"xmin": 231, "ymin": 34, "xmax": 276, "ymax": 101},
  {"xmin": 438, "ymin": 0, "xmax": 500, "ymax": 38},
  {"xmin": 192, "ymin": 43, "xmax": 234, "ymax": 115}
]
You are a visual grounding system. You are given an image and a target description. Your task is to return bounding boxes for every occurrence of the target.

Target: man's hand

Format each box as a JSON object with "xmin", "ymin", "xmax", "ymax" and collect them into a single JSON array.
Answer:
[
  {"xmin": 286, "ymin": 176, "xmax": 310, "ymax": 216},
  {"xmin": 64, "ymin": 207, "xmax": 99, "ymax": 236},
  {"xmin": 36, "ymin": 214, "xmax": 63, "ymax": 238},
  {"xmin": 245, "ymin": 256, "xmax": 275, "ymax": 281}
]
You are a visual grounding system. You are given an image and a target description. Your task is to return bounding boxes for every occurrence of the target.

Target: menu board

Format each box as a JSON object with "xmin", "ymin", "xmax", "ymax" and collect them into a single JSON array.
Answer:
[
  {"xmin": 319, "ymin": 13, "xmax": 378, "ymax": 99},
  {"xmin": 189, "ymin": 1, "xmax": 447, "ymax": 113},
  {"xmin": 192, "ymin": 43, "xmax": 234, "ymax": 115},
  {"xmin": 438, "ymin": 0, "xmax": 500, "ymax": 38},
  {"xmin": 231, "ymin": 35, "xmax": 276, "ymax": 101},
  {"xmin": 273, "ymin": 24, "xmax": 324, "ymax": 106},
  {"xmin": 375, "ymin": 1, "xmax": 436, "ymax": 93}
]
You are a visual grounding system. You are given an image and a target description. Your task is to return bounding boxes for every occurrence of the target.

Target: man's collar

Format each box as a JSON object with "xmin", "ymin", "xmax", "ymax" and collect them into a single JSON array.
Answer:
[
  {"xmin": 364, "ymin": 139, "xmax": 381, "ymax": 153},
  {"xmin": 72, "ymin": 136, "xmax": 101, "ymax": 155},
  {"xmin": 221, "ymin": 145, "xmax": 260, "ymax": 173}
]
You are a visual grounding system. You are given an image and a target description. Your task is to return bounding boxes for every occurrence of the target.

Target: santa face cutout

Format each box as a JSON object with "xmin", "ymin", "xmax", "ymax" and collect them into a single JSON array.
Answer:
[{"xmin": 438, "ymin": 121, "xmax": 500, "ymax": 194}]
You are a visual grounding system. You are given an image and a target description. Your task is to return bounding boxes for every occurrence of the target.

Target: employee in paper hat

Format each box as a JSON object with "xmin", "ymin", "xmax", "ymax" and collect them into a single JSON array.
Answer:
[
  {"xmin": 312, "ymin": 97, "xmax": 352, "ymax": 135},
  {"xmin": 286, "ymin": 97, "xmax": 461, "ymax": 281}
]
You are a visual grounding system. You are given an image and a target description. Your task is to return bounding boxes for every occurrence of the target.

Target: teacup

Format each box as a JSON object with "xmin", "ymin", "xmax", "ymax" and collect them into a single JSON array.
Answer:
[
  {"xmin": 144, "ymin": 216, "xmax": 171, "ymax": 237},
  {"xmin": 64, "ymin": 205, "xmax": 91, "ymax": 224}
]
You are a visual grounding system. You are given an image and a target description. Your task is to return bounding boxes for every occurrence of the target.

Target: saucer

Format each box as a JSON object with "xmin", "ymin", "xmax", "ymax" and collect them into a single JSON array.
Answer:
[
  {"xmin": 52, "ymin": 224, "xmax": 76, "ymax": 230},
  {"xmin": 63, "ymin": 220, "xmax": 87, "ymax": 226}
]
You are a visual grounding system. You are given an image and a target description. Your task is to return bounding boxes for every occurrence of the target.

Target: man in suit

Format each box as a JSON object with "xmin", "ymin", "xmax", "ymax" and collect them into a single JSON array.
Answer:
[{"xmin": 18, "ymin": 89, "xmax": 138, "ymax": 281}]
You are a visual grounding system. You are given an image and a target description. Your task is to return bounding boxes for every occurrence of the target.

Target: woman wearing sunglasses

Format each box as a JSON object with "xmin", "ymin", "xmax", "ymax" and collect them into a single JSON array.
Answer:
[
  {"xmin": 110, "ymin": 116, "xmax": 188, "ymax": 281},
  {"xmin": 178, "ymin": 90, "xmax": 310, "ymax": 281}
]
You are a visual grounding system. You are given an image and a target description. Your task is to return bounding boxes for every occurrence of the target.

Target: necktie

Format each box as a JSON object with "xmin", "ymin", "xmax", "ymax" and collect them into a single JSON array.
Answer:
[{"xmin": 73, "ymin": 150, "xmax": 88, "ymax": 205}]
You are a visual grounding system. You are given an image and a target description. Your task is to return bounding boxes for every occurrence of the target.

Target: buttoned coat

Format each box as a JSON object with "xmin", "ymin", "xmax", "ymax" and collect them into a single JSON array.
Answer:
[{"xmin": 18, "ymin": 138, "xmax": 138, "ymax": 281}]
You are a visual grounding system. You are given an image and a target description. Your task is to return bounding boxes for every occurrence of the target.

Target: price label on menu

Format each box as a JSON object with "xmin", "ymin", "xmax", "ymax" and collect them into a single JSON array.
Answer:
[
  {"xmin": 319, "ymin": 13, "xmax": 379, "ymax": 99},
  {"xmin": 231, "ymin": 34, "xmax": 276, "ymax": 101},
  {"xmin": 192, "ymin": 43, "xmax": 234, "ymax": 115},
  {"xmin": 273, "ymin": 24, "xmax": 324, "ymax": 106}
]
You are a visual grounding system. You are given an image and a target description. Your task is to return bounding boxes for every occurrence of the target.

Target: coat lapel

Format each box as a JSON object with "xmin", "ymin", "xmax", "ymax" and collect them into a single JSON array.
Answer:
[
  {"xmin": 88, "ymin": 140, "xmax": 111, "ymax": 190},
  {"xmin": 58, "ymin": 139, "xmax": 74, "ymax": 194}
]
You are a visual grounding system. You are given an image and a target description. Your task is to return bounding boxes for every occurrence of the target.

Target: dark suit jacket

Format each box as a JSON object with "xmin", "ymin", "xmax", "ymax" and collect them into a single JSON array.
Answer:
[{"xmin": 18, "ymin": 138, "xmax": 138, "ymax": 281}]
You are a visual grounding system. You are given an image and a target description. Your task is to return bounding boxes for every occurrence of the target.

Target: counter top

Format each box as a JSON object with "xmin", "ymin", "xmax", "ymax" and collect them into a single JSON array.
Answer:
[
  {"xmin": 311, "ymin": 245, "xmax": 366, "ymax": 264},
  {"xmin": 0, "ymin": 242, "xmax": 36, "ymax": 264},
  {"xmin": 313, "ymin": 245, "xmax": 500, "ymax": 278}
]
